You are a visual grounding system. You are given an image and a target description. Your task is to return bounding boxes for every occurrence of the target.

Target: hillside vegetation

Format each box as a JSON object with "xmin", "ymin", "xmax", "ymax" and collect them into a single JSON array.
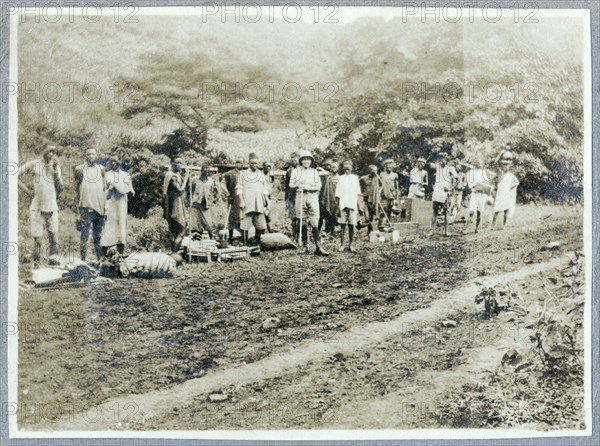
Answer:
[{"xmin": 17, "ymin": 14, "xmax": 584, "ymax": 215}]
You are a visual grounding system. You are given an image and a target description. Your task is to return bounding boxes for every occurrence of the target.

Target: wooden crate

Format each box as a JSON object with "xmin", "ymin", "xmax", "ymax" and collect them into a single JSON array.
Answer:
[{"xmin": 391, "ymin": 198, "xmax": 431, "ymax": 225}]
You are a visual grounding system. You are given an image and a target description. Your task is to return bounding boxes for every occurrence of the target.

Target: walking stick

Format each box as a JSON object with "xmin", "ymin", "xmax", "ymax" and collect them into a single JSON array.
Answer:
[
  {"xmin": 224, "ymin": 203, "xmax": 231, "ymax": 234},
  {"xmin": 378, "ymin": 199, "xmax": 394, "ymax": 230},
  {"xmin": 298, "ymin": 188, "xmax": 304, "ymax": 247},
  {"xmin": 187, "ymin": 171, "xmax": 193, "ymax": 263}
]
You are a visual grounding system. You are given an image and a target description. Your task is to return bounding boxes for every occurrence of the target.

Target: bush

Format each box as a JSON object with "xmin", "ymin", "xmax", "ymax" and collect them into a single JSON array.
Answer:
[{"xmin": 128, "ymin": 207, "xmax": 171, "ymax": 252}]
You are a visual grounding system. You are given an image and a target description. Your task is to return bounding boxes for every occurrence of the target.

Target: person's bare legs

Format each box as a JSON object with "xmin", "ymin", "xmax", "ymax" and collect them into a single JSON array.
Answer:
[
  {"xmin": 444, "ymin": 211, "xmax": 449, "ymax": 236},
  {"xmin": 430, "ymin": 207, "xmax": 438, "ymax": 236},
  {"xmin": 348, "ymin": 224, "xmax": 357, "ymax": 253},
  {"xmin": 32, "ymin": 237, "xmax": 42, "ymax": 267},
  {"xmin": 492, "ymin": 211, "xmax": 499, "ymax": 230},
  {"xmin": 463, "ymin": 211, "xmax": 474, "ymax": 234},
  {"xmin": 339, "ymin": 224, "xmax": 346, "ymax": 251}
]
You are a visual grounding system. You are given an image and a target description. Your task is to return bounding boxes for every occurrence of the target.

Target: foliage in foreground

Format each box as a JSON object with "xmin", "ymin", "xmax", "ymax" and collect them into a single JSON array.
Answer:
[{"xmin": 437, "ymin": 251, "xmax": 585, "ymax": 429}]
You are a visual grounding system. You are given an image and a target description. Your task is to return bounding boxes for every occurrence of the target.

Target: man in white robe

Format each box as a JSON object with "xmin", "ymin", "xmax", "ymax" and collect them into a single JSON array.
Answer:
[{"xmin": 101, "ymin": 156, "xmax": 135, "ymax": 254}]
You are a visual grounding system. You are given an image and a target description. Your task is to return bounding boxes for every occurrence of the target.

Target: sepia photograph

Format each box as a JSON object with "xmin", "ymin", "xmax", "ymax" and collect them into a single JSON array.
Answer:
[{"xmin": 3, "ymin": 2, "xmax": 595, "ymax": 441}]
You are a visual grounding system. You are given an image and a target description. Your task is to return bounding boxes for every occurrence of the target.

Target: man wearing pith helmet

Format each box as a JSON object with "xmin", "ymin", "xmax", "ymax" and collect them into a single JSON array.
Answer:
[{"xmin": 288, "ymin": 150, "xmax": 329, "ymax": 256}]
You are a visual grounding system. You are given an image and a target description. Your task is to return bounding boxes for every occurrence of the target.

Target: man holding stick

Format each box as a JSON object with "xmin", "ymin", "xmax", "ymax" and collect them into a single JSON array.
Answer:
[
  {"xmin": 359, "ymin": 165, "xmax": 381, "ymax": 234},
  {"xmin": 289, "ymin": 150, "xmax": 329, "ymax": 256}
]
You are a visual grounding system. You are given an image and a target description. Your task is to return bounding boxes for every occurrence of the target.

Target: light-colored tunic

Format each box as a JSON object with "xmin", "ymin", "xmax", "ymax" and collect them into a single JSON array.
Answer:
[
  {"xmin": 432, "ymin": 164, "xmax": 457, "ymax": 203},
  {"xmin": 101, "ymin": 169, "xmax": 134, "ymax": 247},
  {"xmin": 236, "ymin": 169, "xmax": 269, "ymax": 215},
  {"xmin": 75, "ymin": 163, "xmax": 106, "ymax": 215},
  {"xmin": 494, "ymin": 171, "xmax": 519, "ymax": 214},
  {"xmin": 19, "ymin": 160, "xmax": 61, "ymax": 212},
  {"xmin": 289, "ymin": 166, "xmax": 322, "ymax": 192},
  {"xmin": 335, "ymin": 174, "xmax": 361, "ymax": 211},
  {"xmin": 408, "ymin": 167, "xmax": 428, "ymax": 199}
]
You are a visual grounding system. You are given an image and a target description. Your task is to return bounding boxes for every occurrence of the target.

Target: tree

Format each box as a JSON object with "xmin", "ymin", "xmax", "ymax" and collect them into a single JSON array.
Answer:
[{"xmin": 118, "ymin": 51, "xmax": 279, "ymax": 156}]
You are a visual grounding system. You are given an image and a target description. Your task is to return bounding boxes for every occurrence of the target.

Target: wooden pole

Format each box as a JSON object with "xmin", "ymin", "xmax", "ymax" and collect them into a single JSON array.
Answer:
[
  {"xmin": 298, "ymin": 188, "xmax": 304, "ymax": 247},
  {"xmin": 188, "ymin": 170, "xmax": 193, "ymax": 263}
]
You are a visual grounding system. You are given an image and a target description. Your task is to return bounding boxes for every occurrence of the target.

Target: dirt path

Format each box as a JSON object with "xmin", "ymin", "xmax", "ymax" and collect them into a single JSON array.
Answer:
[
  {"xmin": 26, "ymin": 256, "xmax": 565, "ymax": 431},
  {"xmin": 324, "ymin": 328, "xmax": 523, "ymax": 428}
]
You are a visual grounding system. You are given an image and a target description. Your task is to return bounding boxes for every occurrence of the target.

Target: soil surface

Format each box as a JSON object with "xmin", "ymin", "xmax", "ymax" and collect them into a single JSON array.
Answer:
[{"xmin": 17, "ymin": 205, "xmax": 585, "ymax": 431}]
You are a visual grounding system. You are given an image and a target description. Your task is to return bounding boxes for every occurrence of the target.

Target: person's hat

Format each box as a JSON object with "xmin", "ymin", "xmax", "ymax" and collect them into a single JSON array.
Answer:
[
  {"xmin": 417, "ymin": 157, "xmax": 426, "ymax": 163},
  {"xmin": 499, "ymin": 150, "xmax": 514, "ymax": 165},
  {"xmin": 298, "ymin": 150, "xmax": 314, "ymax": 161},
  {"xmin": 383, "ymin": 159, "xmax": 395, "ymax": 167},
  {"xmin": 329, "ymin": 161, "xmax": 339, "ymax": 169},
  {"xmin": 249, "ymin": 153, "xmax": 259, "ymax": 162},
  {"xmin": 44, "ymin": 145, "xmax": 57, "ymax": 154}
]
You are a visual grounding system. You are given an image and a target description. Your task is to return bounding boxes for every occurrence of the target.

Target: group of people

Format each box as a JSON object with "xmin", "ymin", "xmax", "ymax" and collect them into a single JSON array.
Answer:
[
  {"xmin": 163, "ymin": 148, "xmax": 519, "ymax": 256},
  {"xmin": 19, "ymin": 146, "xmax": 134, "ymax": 265},
  {"xmin": 19, "ymin": 144, "xmax": 519, "ymax": 266}
]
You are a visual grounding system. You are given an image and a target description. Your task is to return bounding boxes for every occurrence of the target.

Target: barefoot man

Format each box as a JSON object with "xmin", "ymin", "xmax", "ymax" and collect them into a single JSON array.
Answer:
[{"xmin": 335, "ymin": 160, "xmax": 361, "ymax": 253}]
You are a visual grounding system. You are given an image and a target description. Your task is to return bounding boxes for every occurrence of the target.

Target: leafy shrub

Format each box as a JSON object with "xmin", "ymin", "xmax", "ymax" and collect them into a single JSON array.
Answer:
[
  {"xmin": 128, "ymin": 207, "xmax": 171, "ymax": 252},
  {"xmin": 441, "ymin": 251, "xmax": 585, "ymax": 429}
]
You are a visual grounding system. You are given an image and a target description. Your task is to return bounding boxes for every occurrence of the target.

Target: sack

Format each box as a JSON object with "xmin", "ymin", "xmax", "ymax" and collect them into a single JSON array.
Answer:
[
  {"xmin": 119, "ymin": 252, "xmax": 177, "ymax": 278},
  {"xmin": 259, "ymin": 232, "xmax": 297, "ymax": 250}
]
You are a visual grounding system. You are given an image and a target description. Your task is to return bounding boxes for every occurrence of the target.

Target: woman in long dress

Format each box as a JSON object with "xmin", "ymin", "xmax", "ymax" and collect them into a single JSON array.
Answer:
[
  {"xmin": 492, "ymin": 151, "xmax": 519, "ymax": 230},
  {"xmin": 100, "ymin": 157, "xmax": 135, "ymax": 254}
]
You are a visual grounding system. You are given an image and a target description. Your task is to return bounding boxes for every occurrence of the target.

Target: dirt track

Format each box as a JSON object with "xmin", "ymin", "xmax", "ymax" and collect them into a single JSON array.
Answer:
[
  {"xmin": 17, "ymin": 205, "xmax": 584, "ymax": 431},
  {"xmin": 26, "ymin": 257, "xmax": 565, "ymax": 430}
]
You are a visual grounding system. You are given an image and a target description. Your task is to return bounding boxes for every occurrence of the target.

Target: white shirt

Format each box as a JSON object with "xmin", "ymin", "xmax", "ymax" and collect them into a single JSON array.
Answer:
[
  {"xmin": 466, "ymin": 168, "xmax": 493, "ymax": 189},
  {"xmin": 409, "ymin": 167, "xmax": 427, "ymax": 184},
  {"xmin": 434, "ymin": 164, "xmax": 457, "ymax": 189},
  {"xmin": 289, "ymin": 166, "xmax": 322, "ymax": 191},
  {"xmin": 335, "ymin": 173, "xmax": 361, "ymax": 210},
  {"xmin": 19, "ymin": 160, "xmax": 61, "ymax": 212}
]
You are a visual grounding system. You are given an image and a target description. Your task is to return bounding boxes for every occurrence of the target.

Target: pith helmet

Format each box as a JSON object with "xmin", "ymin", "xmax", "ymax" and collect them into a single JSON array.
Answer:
[
  {"xmin": 298, "ymin": 150, "xmax": 314, "ymax": 162},
  {"xmin": 500, "ymin": 150, "xmax": 513, "ymax": 165}
]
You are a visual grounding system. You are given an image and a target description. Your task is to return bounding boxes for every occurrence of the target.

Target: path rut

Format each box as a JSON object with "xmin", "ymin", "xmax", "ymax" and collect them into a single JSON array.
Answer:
[{"xmin": 25, "ymin": 256, "xmax": 565, "ymax": 431}]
